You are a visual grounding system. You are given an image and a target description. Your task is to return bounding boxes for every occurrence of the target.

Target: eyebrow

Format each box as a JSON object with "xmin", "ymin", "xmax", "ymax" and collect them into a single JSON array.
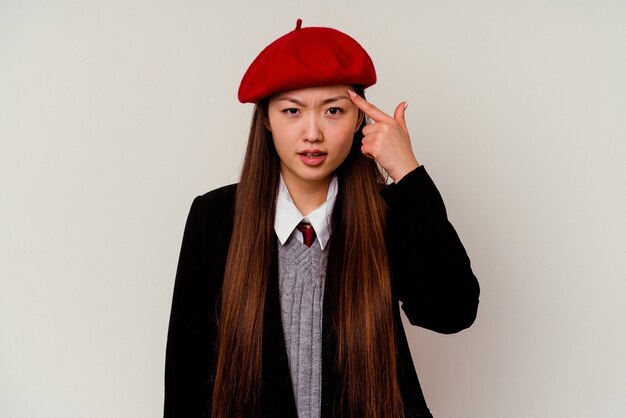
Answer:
[{"xmin": 276, "ymin": 95, "xmax": 349, "ymax": 106}]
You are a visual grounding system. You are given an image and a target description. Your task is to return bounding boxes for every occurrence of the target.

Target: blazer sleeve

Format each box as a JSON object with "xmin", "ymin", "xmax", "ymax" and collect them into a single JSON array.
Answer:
[
  {"xmin": 381, "ymin": 165, "xmax": 480, "ymax": 334},
  {"xmin": 164, "ymin": 196, "xmax": 214, "ymax": 417}
]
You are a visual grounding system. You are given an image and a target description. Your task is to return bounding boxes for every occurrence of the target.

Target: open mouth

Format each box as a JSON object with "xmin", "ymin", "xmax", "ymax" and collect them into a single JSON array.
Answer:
[
  {"xmin": 298, "ymin": 151, "xmax": 327, "ymax": 167},
  {"xmin": 299, "ymin": 149, "xmax": 327, "ymax": 156}
]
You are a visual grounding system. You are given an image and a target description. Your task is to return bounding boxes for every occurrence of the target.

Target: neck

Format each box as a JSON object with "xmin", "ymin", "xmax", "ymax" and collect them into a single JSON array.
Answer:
[{"xmin": 282, "ymin": 174, "xmax": 331, "ymax": 216}]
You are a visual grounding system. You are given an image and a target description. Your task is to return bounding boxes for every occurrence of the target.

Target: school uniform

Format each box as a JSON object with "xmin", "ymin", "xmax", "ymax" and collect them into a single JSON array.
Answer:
[{"xmin": 164, "ymin": 165, "xmax": 480, "ymax": 417}]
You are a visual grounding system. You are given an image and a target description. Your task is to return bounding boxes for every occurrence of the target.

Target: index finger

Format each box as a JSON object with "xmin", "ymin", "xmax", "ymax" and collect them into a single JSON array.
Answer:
[{"xmin": 347, "ymin": 90, "xmax": 393, "ymax": 123}]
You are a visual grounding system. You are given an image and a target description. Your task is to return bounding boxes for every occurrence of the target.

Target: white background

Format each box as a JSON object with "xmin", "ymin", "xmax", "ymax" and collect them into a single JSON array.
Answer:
[{"xmin": 1, "ymin": 1, "xmax": 625, "ymax": 417}]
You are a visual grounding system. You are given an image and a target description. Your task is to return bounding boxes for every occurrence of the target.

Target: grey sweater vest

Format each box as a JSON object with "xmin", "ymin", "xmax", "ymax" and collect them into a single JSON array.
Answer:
[{"xmin": 278, "ymin": 234, "xmax": 328, "ymax": 418}]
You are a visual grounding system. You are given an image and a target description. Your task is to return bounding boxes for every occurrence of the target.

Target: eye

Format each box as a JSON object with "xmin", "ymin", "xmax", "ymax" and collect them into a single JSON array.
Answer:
[
  {"xmin": 282, "ymin": 108, "xmax": 300, "ymax": 115},
  {"xmin": 326, "ymin": 107, "xmax": 343, "ymax": 116}
]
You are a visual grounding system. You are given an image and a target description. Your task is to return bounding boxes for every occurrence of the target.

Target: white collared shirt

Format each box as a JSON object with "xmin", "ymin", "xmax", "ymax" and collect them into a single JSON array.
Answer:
[{"xmin": 274, "ymin": 174, "xmax": 338, "ymax": 250}]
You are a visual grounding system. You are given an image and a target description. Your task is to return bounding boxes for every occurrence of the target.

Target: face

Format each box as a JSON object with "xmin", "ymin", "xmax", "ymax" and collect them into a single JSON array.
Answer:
[{"xmin": 266, "ymin": 84, "xmax": 362, "ymax": 192}]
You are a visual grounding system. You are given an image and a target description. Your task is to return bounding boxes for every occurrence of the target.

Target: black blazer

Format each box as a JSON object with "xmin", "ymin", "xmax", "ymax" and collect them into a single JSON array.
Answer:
[{"xmin": 164, "ymin": 166, "xmax": 480, "ymax": 417}]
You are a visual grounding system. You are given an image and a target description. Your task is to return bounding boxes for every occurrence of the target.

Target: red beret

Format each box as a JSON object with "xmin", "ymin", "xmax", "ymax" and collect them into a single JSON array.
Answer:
[{"xmin": 238, "ymin": 19, "xmax": 377, "ymax": 103}]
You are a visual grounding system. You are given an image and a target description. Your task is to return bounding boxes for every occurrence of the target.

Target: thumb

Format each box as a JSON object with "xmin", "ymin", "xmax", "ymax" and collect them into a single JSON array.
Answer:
[{"xmin": 393, "ymin": 101, "xmax": 409, "ymax": 133}]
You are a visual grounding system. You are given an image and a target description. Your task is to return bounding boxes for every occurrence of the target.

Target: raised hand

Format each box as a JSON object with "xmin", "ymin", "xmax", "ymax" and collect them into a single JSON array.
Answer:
[{"xmin": 348, "ymin": 90, "xmax": 420, "ymax": 183}]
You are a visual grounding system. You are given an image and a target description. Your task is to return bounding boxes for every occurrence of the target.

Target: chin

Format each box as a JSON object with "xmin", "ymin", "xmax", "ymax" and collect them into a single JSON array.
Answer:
[{"xmin": 295, "ymin": 170, "xmax": 334, "ymax": 182}]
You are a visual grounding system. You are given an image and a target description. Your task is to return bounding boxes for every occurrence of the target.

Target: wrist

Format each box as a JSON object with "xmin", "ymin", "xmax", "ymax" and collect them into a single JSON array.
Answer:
[{"xmin": 390, "ymin": 161, "xmax": 420, "ymax": 183}]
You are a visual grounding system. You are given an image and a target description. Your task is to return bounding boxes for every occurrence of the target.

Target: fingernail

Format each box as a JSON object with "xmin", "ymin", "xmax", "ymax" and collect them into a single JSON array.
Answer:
[
  {"xmin": 347, "ymin": 90, "xmax": 356, "ymax": 98},
  {"xmin": 404, "ymin": 101, "xmax": 409, "ymax": 109}
]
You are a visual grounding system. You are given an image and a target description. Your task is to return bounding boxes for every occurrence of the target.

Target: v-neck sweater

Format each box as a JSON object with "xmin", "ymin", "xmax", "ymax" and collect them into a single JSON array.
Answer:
[{"xmin": 278, "ymin": 234, "xmax": 328, "ymax": 418}]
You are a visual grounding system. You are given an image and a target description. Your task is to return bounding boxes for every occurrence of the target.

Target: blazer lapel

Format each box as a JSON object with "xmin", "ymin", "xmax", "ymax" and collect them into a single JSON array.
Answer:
[{"xmin": 262, "ymin": 239, "xmax": 298, "ymax": 417}]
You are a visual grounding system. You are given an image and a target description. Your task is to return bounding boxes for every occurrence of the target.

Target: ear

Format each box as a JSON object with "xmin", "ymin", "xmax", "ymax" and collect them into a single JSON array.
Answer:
[
  {"xmin": 354, "ymin": 109, "xmax": 365, "ymax": 133},
  {"xmin": 264, "ymin": 115, "xmax": 272, "ymax": 132}
]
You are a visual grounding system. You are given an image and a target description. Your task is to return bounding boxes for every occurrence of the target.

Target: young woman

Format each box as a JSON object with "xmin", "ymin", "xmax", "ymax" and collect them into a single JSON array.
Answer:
[{"xmin": 164, "ymin": 20, "xmax": 479, "ymax": 418}]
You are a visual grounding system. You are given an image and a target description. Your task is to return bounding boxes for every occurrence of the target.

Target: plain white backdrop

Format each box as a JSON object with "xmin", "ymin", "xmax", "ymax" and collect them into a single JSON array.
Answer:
[{"xmin": 1, "ymin": 1, "xmax": 625, "ymax": 417}]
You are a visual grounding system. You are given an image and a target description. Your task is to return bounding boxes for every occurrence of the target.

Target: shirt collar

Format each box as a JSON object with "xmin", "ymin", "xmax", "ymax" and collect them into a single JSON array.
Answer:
[{"xmin": 274, "ymin": 174, "xmax": 338, "ymax": 250}]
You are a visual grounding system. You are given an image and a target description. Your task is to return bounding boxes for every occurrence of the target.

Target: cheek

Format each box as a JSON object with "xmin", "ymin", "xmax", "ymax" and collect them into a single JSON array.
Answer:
[
  {"xmin": 334, "ymin": 127, "xmax": 356, "ymax": 161},
  {"xmin": 268, "ymin": 122, "xmax": 291, "ymax": 150},
  {"xmin": 272, "ymin": 136, "xmax": 291, "ymax": 162},
  {"xmin": 341, "ymin": 120, "xmax": 358, "ymax": 148}
]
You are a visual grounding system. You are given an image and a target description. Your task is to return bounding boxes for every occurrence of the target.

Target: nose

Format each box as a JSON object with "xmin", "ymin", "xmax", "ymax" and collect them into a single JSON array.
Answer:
[{"xmin": 302, "ymin": 114, "xmax": 323, "ymax": 143}]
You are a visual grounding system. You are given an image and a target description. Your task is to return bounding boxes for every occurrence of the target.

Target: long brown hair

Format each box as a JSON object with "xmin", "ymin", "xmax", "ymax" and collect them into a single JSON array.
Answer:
[{"xmin": 212, "ymin": 89, "xmax": 404, "ymax": 417}]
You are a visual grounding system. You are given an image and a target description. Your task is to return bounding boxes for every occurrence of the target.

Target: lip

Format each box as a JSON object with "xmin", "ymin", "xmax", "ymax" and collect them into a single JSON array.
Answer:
[{"xmin": 298, "ymin": 149, "xmax": 327, "ymax": 167}]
